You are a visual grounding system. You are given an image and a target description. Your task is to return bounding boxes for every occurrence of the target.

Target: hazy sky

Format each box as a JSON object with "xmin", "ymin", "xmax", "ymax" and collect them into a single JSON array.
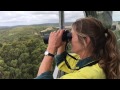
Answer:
[{"xmin": 0, "ymin": 11, "xmax": 119, "ymax": 26}]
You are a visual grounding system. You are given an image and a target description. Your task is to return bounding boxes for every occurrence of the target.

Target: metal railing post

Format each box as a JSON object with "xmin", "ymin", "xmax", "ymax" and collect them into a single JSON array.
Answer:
[
  {"xmin": 53, "ymin": 11, "xmax": 65, "ymax": 79},
  {"xmin": 59, "ymin": 11, "xmax": 64, "ymax": 29}
]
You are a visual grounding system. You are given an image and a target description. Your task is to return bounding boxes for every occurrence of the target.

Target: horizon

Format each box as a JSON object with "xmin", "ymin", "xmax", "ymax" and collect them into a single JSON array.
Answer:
[
  {"xmin": 0, "ymin": 21, "xmax": 73, "ymax": 27},
  {"xmin": 0, "ymin": 20, "xmax": 120, "ymax": 27}
]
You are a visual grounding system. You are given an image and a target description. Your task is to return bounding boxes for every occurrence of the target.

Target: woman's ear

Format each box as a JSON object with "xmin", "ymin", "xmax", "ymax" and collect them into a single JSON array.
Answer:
[{"xmin": 84, "ymin": 36, "xmax": 91, "ymax": 46}]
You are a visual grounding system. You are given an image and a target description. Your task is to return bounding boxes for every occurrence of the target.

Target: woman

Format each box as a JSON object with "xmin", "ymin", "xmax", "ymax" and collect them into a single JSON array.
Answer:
[{"xmin": 35, "ymin": 17, "xmax": 120, "ymax": 79}]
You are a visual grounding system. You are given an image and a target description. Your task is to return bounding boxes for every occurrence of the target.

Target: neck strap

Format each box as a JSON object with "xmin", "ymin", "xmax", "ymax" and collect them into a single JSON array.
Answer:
[{"xmin": 64, "ymin": 56, "xmax": 99, "ymax": 70}]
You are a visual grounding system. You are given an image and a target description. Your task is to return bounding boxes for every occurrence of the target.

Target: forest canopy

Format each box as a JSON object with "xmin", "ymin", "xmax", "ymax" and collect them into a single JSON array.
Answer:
[{"xmin": 0, "ymin": 25, "xmax": 57, "ymax": 79}]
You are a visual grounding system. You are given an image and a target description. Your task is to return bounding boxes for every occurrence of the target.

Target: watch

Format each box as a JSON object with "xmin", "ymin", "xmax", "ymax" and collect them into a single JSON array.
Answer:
[{"xmin": 44, "ymin": 51, "xmax": 54, "ymax": 57}]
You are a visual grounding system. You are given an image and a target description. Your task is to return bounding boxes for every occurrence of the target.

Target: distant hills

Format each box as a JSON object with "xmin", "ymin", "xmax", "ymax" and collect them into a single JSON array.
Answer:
[
  {"xmin": 0, "ymin": 26, "xmax": 12, "ymax": 30},
  {"xmin": 0, "ymin": 24, "xmax": 60, "ymax": 43},
  {"xmin": 0, "ymin": 22, "xmax": 73, "ymax": 30},
  {"xmin": 0, "ymin": 22, "xmax": 73, "ymax": 43},
  {"xmin": 1, "ymin": 21, "xmax": 120, "ymax": 30}
]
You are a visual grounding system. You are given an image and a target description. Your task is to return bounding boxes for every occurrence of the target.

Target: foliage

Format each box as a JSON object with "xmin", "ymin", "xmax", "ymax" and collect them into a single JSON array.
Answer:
[{"xmin": 0, "ymin": 26, "xmax": 56, "ymax": 79}]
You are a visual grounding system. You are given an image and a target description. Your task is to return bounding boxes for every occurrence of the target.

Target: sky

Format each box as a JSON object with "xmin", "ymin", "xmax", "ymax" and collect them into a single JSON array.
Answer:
[{"xmin": 0, "ymin": 11, "xmax": 119, "ymax": 26}]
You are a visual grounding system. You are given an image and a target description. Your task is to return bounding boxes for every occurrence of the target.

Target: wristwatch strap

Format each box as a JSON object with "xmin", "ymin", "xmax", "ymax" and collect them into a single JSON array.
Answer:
[{"xmin": 48, "ymin": 53, "xmax": 54, "ymax": 57}]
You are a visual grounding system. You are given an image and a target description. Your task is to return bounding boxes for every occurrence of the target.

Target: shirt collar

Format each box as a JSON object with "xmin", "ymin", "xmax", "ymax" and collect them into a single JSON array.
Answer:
[{"xmin": 76, "ymin": 57, "xmax": 94, "ymax": 69}]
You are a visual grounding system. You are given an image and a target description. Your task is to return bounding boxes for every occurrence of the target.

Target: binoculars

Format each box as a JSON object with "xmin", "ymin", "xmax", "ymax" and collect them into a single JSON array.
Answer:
[{"xmin": 43, "ymin": 30, "xmax": 72, "ymax": 44}]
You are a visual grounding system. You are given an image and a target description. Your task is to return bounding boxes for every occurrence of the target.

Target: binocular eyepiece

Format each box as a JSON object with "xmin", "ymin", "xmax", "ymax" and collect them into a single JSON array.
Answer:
[{"xmin": 43, "ymin": 30, "xmax": 72, "ymax": 44}]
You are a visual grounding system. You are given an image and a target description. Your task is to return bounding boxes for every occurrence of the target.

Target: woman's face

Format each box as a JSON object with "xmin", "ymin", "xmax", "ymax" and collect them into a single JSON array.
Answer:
[{"xmin": 71, "ymin": 29, "xmax": 84, "ymax": 55}]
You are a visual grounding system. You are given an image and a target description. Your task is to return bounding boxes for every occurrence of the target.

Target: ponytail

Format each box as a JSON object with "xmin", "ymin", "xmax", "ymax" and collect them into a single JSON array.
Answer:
[{"xmin": 101, "ymin": 29, "xmax": 120, "ymax": 79}]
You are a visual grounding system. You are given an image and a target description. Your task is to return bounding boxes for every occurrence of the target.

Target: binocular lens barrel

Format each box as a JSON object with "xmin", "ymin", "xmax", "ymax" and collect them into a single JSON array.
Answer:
[{"xmin": 43, "ymin": 30, "xmax": 72, "ymax": 44}]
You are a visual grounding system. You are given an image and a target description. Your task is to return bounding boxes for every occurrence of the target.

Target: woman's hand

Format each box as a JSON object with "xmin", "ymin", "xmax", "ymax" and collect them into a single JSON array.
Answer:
[{"xmin": 47, "ymin": 30, "xmax": 65, "ymax": 54}]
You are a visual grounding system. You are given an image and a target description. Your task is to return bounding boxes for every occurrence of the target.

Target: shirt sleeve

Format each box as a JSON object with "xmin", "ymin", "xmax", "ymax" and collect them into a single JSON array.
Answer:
[
  {"xmin": 34, "ymin": 71, "xmax": 53, "ymax": 79},
  {"xmin": 54, "ymin": 51, "xmax": 67, "ymax": 66}
]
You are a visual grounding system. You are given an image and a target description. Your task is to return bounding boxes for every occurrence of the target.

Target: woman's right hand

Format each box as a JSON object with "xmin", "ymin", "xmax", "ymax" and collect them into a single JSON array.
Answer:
[{"xmin": 47, "ymin": 30, "xmax": 65, "ymax": 54}]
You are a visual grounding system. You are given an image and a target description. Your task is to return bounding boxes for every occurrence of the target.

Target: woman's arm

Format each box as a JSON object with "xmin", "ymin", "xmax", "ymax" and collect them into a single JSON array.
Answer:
[
  {"xmin": 37, "ymin": 47, "xmax": 56, "ymax": 76},
  {"xmin": 36, "ymin": 30, "xmax": 64, "ymax": 77}
]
